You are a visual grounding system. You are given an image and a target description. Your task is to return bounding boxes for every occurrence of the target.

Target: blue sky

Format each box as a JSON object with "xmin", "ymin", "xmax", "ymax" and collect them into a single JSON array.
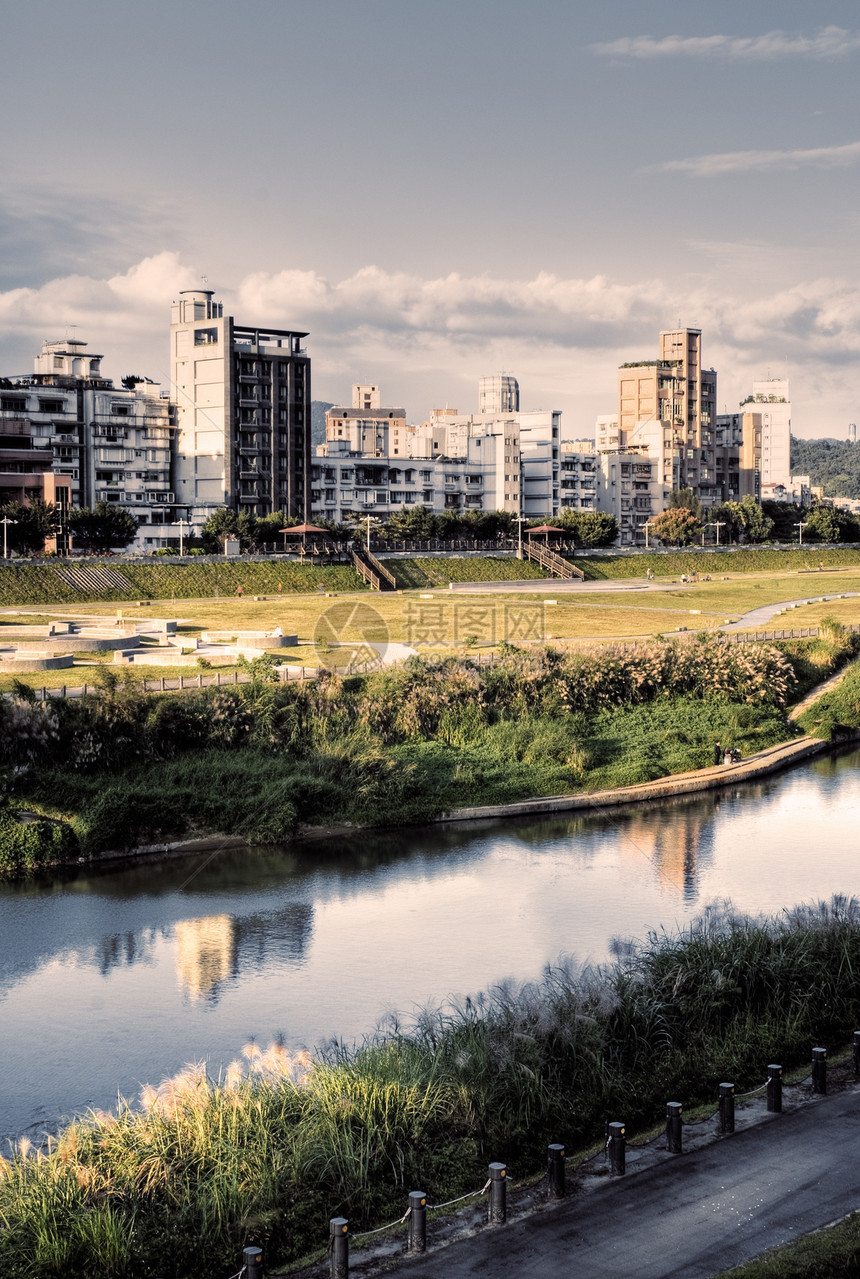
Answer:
[{"xmin": 2, "ymin": 0, "xmax": 860, "ymax": 436}]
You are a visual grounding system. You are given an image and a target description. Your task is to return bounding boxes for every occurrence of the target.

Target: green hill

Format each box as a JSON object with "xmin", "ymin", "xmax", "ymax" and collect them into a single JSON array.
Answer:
[{"xmin": 790, "ymin": 436, "xmax": 860, "ymax": 498}]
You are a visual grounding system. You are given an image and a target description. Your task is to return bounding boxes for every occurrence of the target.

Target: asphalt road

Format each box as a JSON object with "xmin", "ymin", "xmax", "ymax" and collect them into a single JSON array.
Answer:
[{"xmin": 395, "ymin": 1089, "xmax": 860, "ymax": 1278}]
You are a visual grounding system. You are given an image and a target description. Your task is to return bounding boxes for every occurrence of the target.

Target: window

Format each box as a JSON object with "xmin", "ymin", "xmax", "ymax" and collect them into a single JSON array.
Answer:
[{"xmin": 194, "ymin": 327, "xmax": 218, "ymax": 345}]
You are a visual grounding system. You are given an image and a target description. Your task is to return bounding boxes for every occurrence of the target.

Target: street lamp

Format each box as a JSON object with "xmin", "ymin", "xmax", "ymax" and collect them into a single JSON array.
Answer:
[
  {"xmin": 175, "ymin": 518, "xmax": 192, "ymax": 557},
  {"xmin": 0, "ymin": 516, "xmax": 17, "ymax": 559},
  {"xmin": 795, "ymin": 520, "xmax": 808, "ymax": 548},
  {"xmin": 515, "ymin": 515, "xmax": 527, "ymax": 560},
  {"xmin": 643, "ymin": 518, "xmax": 656, "ymax": 549},
  {"xmin": 705, "ymin": 520, "xmax": 725, "ymax": 547}
]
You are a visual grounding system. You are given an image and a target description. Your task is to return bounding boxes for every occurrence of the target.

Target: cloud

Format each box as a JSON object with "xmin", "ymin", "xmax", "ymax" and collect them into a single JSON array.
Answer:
[
  {"xmin": 3, "ymin": 256, "xmax": 860, "ymax": 432},
  {"xmin": 652, "ymin": 140, "xmax": 860, "ymax": 177},
  {"xmin": 594, "ymin": 26, "xmax": 860, "ymax": 61}
]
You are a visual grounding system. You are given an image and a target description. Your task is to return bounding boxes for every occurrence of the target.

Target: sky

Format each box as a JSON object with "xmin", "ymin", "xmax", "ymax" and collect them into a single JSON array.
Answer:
[{"xmin": 2, "ymin": 0, "xmax": 860, "ymax": 438}]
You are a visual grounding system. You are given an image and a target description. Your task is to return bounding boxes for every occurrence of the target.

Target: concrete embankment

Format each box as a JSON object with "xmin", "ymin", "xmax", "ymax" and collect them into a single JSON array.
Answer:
[{"xmin": 432, "ymin": 733, "xmax": 840, "ymax": 827}]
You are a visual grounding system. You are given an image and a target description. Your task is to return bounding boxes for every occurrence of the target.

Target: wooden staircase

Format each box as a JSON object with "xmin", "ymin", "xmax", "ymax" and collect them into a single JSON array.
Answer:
[
  {"xmin": 351, "ymin": 547, "xmax": 397, "ymax": 591},
  {"xmin": 521, "ymin": 542, "xmax": 585, "ymax": 580}
]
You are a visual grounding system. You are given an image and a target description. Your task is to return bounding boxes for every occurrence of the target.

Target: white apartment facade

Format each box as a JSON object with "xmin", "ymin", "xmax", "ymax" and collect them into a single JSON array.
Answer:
[
  {"xmin": 0, "ymin": 338, "xmax": 178, "ymax": 552},
  {"xmin": 739, "ymin": 378, "xmax": 791, "ymax": 488},
  {"xmin": 313, "ymin": 381, "xmax": 561, "ymax": 523}
]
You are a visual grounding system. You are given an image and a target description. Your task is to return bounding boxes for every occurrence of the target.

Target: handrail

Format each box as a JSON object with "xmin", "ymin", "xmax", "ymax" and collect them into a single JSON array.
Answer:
[{"xmin": 521, "ymin": 541, "xmax": 585, "ymax": 580}]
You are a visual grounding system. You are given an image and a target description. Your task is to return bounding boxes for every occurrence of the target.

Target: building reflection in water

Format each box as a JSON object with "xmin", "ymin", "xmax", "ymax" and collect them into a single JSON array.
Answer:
[{"xmin": 173, "ymin": 904, "xmax": 314, "ymax": 1003}]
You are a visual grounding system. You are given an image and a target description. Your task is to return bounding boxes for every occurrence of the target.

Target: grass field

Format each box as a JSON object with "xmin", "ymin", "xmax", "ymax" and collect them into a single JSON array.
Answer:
[{"xmin": 4, "ymin": 563, "xmax": 860, "ymax": 691}]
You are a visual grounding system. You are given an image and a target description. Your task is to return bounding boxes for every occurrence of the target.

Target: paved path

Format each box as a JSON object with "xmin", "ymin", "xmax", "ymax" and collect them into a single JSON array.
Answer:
[
  {"xmin": 394, "ymin": 1088, "xmax": 860, "ymax": 1278},
  {"xmin": 719, "ymin": 592, "xmax": 858, "ymax": 632}
]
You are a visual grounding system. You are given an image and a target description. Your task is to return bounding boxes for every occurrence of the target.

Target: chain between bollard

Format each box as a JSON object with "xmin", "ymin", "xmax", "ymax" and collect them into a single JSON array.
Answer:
[
  {"xmin": 350, "ymin": 1208, "xmax": 412, "ymax": 1240},
  {"xmin": 225, "ymin": 1270, "xmax": 246, "ymax": 1279},
  {"xmin": 735, "ymin": 1080, "xmax": 769, "ymax": 1098},
  {"xmin": 427, "ymin": 1179, "xmax": 491, "ymax": 1210}
]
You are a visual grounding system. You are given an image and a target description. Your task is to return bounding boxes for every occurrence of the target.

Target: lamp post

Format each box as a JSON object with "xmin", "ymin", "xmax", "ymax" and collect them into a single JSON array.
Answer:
[
  {"xmin": 175, "ymin": 518, "xmax": 192, "ymax": 557},
  {"xmin": 644, "ymin": 518, "xmax": 655, "ymax": 549},
  {"xmin": 705, "ymin": 520, "xmax": 725, "ymax": 547},
  {"xmin": 1, "ymin": 516, "xmax": 17, "ymax": 559},
  {"xmin": 515, "ymin": 515, "xmax": 527, "ymax": 560},
  {"xmin": 795, "ymin": 520, "xmax": 808, "ymax": 548}
]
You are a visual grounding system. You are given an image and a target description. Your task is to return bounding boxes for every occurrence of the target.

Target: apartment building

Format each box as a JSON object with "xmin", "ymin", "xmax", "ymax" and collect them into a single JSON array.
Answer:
[
  {"xmin": 739, "ymin": 378, "xmax": 791, "ymax": 487},
  {"xmin": 617, "ymin": 328, "xmax": 719, "ymax": 508},
  {"xmin": 312, "ymin": 380, "xmax": 561, "ymax": 523},
  {"xmin": 562, "ymin": 441, "xmax": 660, "ymax": 546},
  {"xmin": 0, "ymin": 339, "xmax": 176, "ymax": 551},
  {"xmin": 170, "ymin": 289, "xmax": 311, "ymax": 520}
]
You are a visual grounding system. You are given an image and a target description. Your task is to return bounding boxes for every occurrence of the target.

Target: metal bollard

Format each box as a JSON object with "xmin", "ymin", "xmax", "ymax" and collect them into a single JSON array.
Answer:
[
  {"xmin": 666, "ymin": 1102, "xmax": 683, "ymax": 1153},
  {"xmin": 488, "ymin": 1162, "xmax": 507, "ymax": 1224},
  {"xmin": 854, "ymin": 1030, "xmax": 860, "ymax": 1077},
  {"xmin": 547, "ymin": 1143, "xmax": 566, "ymax": 1199},
  {"xmin": 330, "ymin": 1218, "xmax": 349, "ymax": 1279},
  {"xmin": 767, "ymin": 1064, "xmax": 783, "ymax": 1113},
  {"xmin": 608, "ymin": 1121, "xmax": 626, "ymax": 1176},
  {"xmin": 243, "ymin": 1245, "xmax": 263, "ymax": 1279},
  {"xmin": 408, "ymin": 1191, "xmax": 427, "ymax": 1254},
  {"xmin": 812, "ymin": 1046, "xmax": 827, "ymax": 1095},
  {"xmin": 719, "ymin": 1083, "xmax": 735, "ymax": 1134}
]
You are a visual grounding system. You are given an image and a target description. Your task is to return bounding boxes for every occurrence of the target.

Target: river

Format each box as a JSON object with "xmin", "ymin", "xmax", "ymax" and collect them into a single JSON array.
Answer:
[{"xmin": 2, "ymin": 747, "xmax": 859, "ymax": 1146}]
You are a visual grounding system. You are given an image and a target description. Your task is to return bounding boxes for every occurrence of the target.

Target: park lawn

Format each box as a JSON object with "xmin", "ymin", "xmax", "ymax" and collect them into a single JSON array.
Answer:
[{"xmin": 4, "ymin": 566, "xmax": 860, "ymax": 653}]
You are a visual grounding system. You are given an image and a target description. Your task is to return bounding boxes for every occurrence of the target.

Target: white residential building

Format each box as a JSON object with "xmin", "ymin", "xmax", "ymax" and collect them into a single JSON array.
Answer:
[
  {"xmin": 1, "ymin": 338, "xmax": 178, "ymax": 552},
  {"xmin": 739, "ymin": 378, "xmax": 791, "ymax": 488},
  {"xmin": 313, "ymin": 379, "xmax": 561, "ymax": 522}
]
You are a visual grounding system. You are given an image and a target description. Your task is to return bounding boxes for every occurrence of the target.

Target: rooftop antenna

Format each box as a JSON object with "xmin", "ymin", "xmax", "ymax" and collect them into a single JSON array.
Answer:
[{"xmin": 201, "ymin": 275, "xmax": 209, "ymax": 286}]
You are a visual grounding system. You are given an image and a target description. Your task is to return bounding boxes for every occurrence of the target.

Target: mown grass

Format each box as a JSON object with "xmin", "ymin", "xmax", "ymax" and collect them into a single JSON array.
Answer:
[
  {"xmin": 716, "ymin": 1213, "xmax": 860, "ymax": 1278},
  {"xmin": 3, "ymin": 898, "xmax": 860, "ymax": 1278},
  {"xmin": 575, "ymin": 546, "xmax": 860, "ymax": 580}
]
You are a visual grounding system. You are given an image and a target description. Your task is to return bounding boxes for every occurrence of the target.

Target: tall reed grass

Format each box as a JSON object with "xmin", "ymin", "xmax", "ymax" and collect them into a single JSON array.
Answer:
[{"xmin": 2, "ymin": 898, "xmax": 860, "ymax": 1278}]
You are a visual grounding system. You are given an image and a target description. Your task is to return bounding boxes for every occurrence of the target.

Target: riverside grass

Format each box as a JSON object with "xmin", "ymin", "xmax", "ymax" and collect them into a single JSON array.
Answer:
[
  {"xmin": 3, "ymin": 898, "xmax": 860, "ymax": 1278},
  {"xmin": 1, "ymin": 634, "xmax": 828, "ymax": 866}
]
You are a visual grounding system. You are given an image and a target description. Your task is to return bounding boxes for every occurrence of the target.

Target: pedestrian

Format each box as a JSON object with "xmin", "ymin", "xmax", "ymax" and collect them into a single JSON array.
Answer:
[
  {"xmin": 713, "ymin": 741, "xmax": 722, "ymax": 767},
  {"xmin": 723, "ymin": 745, "xmax": 733, "ymax": 766},
  {"xmin": 236, "ymin": 584, "xmax": 244, "ymax": 597}
]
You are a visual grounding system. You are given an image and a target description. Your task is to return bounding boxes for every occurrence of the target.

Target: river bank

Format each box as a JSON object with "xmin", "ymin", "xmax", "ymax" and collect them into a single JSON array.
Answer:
[{"xmin": 4, "ymin": 633, "xmax": 857, "ymax": 874}]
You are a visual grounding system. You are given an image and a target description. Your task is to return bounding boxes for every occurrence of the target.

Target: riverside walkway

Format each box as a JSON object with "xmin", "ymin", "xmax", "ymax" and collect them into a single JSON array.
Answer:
[{"xmin": 391, "ymin": 1084, "xmax": 860, "ymax": 1279}]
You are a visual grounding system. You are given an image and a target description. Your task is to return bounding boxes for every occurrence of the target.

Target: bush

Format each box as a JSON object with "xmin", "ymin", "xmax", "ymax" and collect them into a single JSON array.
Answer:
[{"xmin": 0, "ymin": 803, "xmax": 79, "ymax": 871}]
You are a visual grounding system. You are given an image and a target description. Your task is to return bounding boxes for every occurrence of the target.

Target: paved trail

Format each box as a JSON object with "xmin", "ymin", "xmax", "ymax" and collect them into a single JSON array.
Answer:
[{"xmin": 395, "ymin": 1088, "xmax": 860, "ymax": 1278}]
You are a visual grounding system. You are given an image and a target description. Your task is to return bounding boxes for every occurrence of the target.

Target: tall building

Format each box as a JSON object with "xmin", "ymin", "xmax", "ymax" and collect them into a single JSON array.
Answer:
[
  {"xmin": 170, "ymin": 289, "xmax": 311, "ymax": 519},
  {"xmin": 739, "ymin": 378, "xmax": 790, "ymax": 487},
  {"xmin": 479, "ymin": 374, "xmax": 519, "ymax": 415},
  {"xmin": 617, "ymin": 328, "xmax": 719, "ymax": 507}
]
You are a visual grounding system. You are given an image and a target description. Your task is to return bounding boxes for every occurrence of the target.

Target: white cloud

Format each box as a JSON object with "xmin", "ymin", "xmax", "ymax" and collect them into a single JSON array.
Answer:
[
  {"xmin": 653, "ymin": 140, "xmax": 860, "ymax": 177},
  {"xmin": 2, "ymin": 256, "xmax": 860, "ymax": 433},
  {"xmin": 594, "ymin": 27, "xmax": 860, "ymax": 61}
]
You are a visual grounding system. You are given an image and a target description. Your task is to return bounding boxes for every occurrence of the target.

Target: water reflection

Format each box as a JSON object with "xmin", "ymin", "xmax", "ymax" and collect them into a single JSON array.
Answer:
[{"xmin": 1, "ymin": 746, "xmax": 859, "ymax": 1145}]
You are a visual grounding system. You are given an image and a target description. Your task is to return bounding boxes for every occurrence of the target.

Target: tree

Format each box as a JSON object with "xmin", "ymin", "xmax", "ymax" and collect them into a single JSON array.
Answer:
[
  {"xmin": 0, "ymin": 501, "xmax": 59, "ymax": 554},
  {"xmin": 552, "ymin": 509, "xmax": 619, "ymax": 547},
  {"xmin": 649, "ymin": 507, "xmax": 702, "ymax": 547},
  {"xmin": 199, "ymin": 507, "xmax": 257, "ymax": 552},
  {"xmin": 382, "ymin": 505, "xmax": 438, "ymax": 540},
  {"xmin": 67, "ymin": 502, "xmax": 139, "ymax": 553},
  {"xmin": 804, "ymin": 505, "xmax": 859, "ymax": 543},
  {"xmin": 711, "ymin": 497, "xmax": 774, "ymax": 544},
  {"xmin": 668, "ymin": 488, "xmax": 704, "ymax": 520}
]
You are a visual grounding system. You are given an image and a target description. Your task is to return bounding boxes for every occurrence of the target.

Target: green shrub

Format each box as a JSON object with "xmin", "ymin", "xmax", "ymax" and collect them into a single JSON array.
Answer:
[{"xmin": 0, "ymin": 803, "xmax": 79, "ymax": 871}]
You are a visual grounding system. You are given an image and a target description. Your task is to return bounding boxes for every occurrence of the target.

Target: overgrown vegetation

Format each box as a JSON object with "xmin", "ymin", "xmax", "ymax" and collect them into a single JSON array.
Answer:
[
  {"xmin": 2, "ymin": 897, "xmax": 860, "ymax": 1277},
  {"xmin": 4, "ymin": 636, "xmax": 842, "ymax": 863},
  {"xmin": 575, "ymin": 546, "xmax": 860, "ymax": 580}
]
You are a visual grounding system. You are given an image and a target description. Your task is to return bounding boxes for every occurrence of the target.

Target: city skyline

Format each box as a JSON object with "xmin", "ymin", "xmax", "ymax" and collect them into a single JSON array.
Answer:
[{"xmin": 2, "ymin": 0, "xmax": 860, "ymax": 437}]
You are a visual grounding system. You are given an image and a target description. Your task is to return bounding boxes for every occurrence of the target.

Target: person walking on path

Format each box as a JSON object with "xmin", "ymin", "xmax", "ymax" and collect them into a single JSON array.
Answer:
[{"xmin": 713, "ymin": 741, "xmax": 722, "ymax": 767}]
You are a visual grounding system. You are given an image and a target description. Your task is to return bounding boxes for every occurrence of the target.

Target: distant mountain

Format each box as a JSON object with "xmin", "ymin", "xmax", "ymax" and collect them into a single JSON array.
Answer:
[
  {"xmin": 790, "ymin": 436, "xmax": 860, "ymax": 499},
  {"xmin": 311, "ymin": 400, "xmax": 334, "ymax": 450}
]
